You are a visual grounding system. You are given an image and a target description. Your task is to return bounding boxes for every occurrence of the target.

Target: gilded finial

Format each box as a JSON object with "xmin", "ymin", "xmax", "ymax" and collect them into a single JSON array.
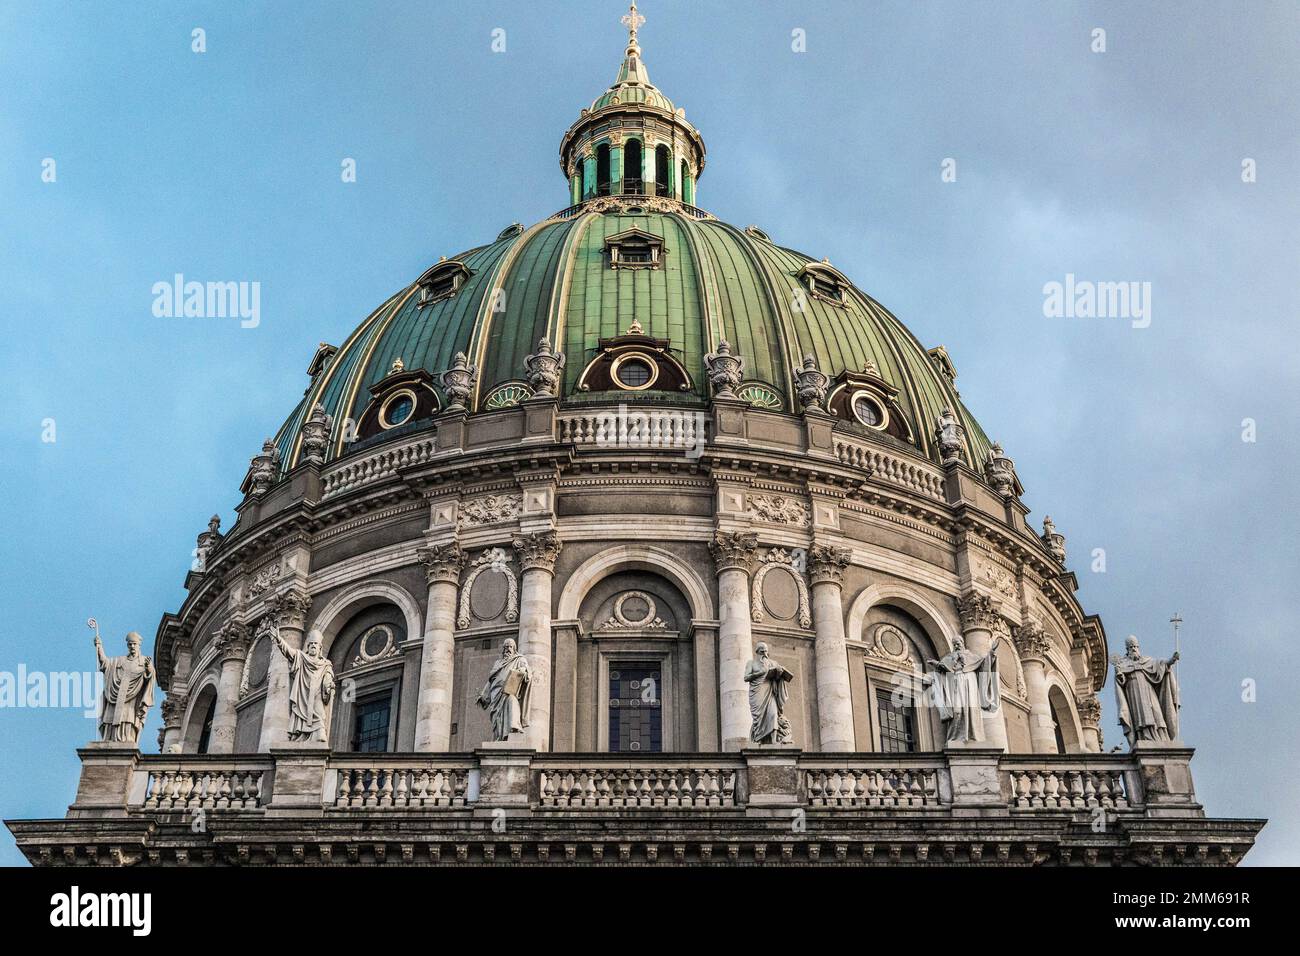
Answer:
[
  {"xmin": 390, "ymin": 356, "xmax": 405, "ymax": 374},
  {"xmin": 622, "ymin": 3, "xmax": 646, "ymax": 48}
]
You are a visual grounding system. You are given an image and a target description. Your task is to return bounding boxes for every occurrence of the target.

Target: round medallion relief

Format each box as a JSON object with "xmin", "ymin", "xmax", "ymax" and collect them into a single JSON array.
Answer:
[
  {"xmin": 356, "ymin": 624, "xmax": 396, "ymax": 664},
  {"xmin": 470, "ymin": 571, "xmax": 509, "ymax": 622},
  {"xmin": 761, "ymin": 566, "xmax": 800, "ymax": 621}
]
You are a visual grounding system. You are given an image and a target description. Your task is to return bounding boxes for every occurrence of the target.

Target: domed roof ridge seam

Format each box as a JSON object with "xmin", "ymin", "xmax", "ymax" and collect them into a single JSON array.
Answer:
[
  {"xmin": 466, "ymin": 218, "xmax": 564, "ymax": 408},
  {"xmin": 668, "ymin": 211, "xmax": 721, "ymax": 376},
  {"xmin": 546, "ymin": 211, "xmax": 601, "ymax": 395},
  {"xmin": 710, "ymin": 219, "xmax": 803, "ymax": 413}
]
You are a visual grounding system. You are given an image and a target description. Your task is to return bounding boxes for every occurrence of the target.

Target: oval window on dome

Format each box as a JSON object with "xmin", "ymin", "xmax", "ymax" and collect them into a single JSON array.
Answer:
[
  {"xmin": 380, "ymin": 390, "xmax": 416, "ymax": 429},
  {"xmin": 851, "ymin": 391, "xmax": 887, "ymax": 429},
  {"xmin": 611, "ymin": 353, "xmax": 658, "ymax": 390}
]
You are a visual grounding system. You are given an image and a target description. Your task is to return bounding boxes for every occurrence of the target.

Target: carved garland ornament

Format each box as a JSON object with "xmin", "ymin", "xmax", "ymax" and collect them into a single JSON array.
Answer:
[
  {"xmin": 247, "ymin": 562, "xmax": 283, "ymax": 598},
  {"xmin": 745, "ymin": 493, "xmax": 810, "ymax": 527},
  {"xmin": 458, "ymin": 493, "xmax": 522, "ymax": 529},
  {"xmin": 458, "ymin": 548, "xmax": 519, "ymax": 629},
  {"xmin": 352, "ymin": 623, "xmax": 400, "ymax": 667},
  {"xmin": 599, "ymin": 590, "xmax": 667, "ymax": 629},
  {"xmin": 866, "ymin": 623, "xmax": 914, "ymax": 664},
  {"xmin": 751, "ymin": 549, "xmax": 812, "ymax": 628}
]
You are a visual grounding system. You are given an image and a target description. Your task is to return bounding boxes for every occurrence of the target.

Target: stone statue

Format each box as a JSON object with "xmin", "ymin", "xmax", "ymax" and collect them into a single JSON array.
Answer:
[
  {"xmin": 94, "ymin": 629, "xmax": 155, "ymax": 744},
  {"xmin": 477, "ymin": 638, "xmax": 531, "ymax": 741},
  {"xmin": 934, "ymin": 407, "xmax": 966, "ymax": 464},
  {"xmin": 267, "ymin": 626, "xmax": 335, "ymax": 743},
  {"xmin": 745, "ymin": 642, "xmax": 794, "ymax": 744},
  {"xmin": 924, "ymin": 634, "xmax": 1001, "ymax": 745},
  {"xmin": 1111, "ymin": 636, "xmax": 1180, "ymax": 747}
]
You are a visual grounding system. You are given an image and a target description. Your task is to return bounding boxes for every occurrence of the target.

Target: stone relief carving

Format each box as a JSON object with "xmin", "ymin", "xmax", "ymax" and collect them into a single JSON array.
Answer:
[
  {"xmin": 751, "ymin": 549, "xmax": 812, "ymax": 628},
  {"xmin": 981, "ymin": 561, "xmax": 1017, "ymax": 600},
  {"xmin": 458, "ymin": 493, "xmax": 522, "ymax": 529},
  {"xmin": 598, "ymin": 590, "xmax": 667, "ymax": 629},
  {"xmin": 745, "ymin": 493, "xmax": 810, "ymax": 527},
  {"xmin": 458, "ymin": 547, "xmax": 519, "ymax": 629},
  {"xmin": 865, "ymin": 623, "xmax": 915, "ymax": 665},
  {"xmin": 352, "ymin": 623, "xmax": 400, "ymax": 667},
  {"xmin": 247, "ymin": 562, "xmax": 283, "ymax": 598}
]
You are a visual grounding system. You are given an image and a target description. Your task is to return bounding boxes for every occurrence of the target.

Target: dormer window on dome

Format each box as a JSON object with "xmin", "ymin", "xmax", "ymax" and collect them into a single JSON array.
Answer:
[
  {"xmin": 353, "ymin": 357, "xmax": 441, "ymax": 445},
  {"xmin": 826, "ymin": 362, "xmax": 915, "ymax": 444},
  {"xmin": 605, "ymin": 227, "xmax": 665, "ymax": 270},
  {"xmin": 577, "ymin": 320, "xmax": 691, "ymax": 394},
  {"xmin": 799, "ymin": 261, "xmax": 849, "ymax": 306},
  {"xmin": 416, "ymin": 259, "xmax": 471, "ymax": 308}
]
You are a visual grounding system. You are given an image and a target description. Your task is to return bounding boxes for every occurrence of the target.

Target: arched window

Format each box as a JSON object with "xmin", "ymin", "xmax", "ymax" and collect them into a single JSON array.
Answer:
[
  {"xmin": 680, "ymin": 159, "xmax": 693, "ymax": 204},
  {"xmin": 596, "ymin": 143, "xmax": 611, "ymax": 196},
  {"xmin": 196, "ymin": 696, "xmax": 217, "ymax": 754},
  {"xmin": 655, "ymin": 145, "xmax": 670, "ymax": 197},
  {"xmin": 328, "ymin": 604, "xmax": 406, "ymax": 752},
  {"xmin": 856, "ymin": 606, "xmax": 944, "ymax": 752},
  {"xmin": 623, "ymin": 139, "xmax": 643, "ymax": 195}
]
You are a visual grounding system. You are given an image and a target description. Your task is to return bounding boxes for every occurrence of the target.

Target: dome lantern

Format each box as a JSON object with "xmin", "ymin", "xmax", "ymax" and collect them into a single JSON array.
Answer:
[{"xmin": 558, "ymin": 3, "xmax": 706, "ymax": 209}]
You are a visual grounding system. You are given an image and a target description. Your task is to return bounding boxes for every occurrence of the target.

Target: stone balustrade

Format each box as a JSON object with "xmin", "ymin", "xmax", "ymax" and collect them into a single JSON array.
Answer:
[
  {"xmin": 833, "ymin": 438, "xmax": 947, "ymax": 500},
  {"xmin": 803, "ymin": 760, "xmax": 946, "ymax": 808},
  {"xmin": 137, "ymin": 760, "xmax": 272, "ymax": 811},
  {"xmin": 537, "ymin": 762, "xmax": 739, "ymax": 808},
  {"xmin": 102, "ymin": 751, "xmax": 1164, "ymax": 818},
  {"xmin": 320, "ymin": 437, "xmax": 438, "ymax": 499},
  {"xmin": 330, "ymin": 761, "xmax": 472, "ymax": 809},
  {"xmin": 1002, "ymin": 759, "xmax": 1136, "ymax": 811},
  {"xmin": 557, "ymin": 407, "xmax": 706, "ymax": 451}
]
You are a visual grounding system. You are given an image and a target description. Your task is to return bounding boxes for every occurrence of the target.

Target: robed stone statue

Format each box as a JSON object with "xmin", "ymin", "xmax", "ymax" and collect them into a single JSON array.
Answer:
[
  {"xmin": 924, "ymin": 634, "xmax": 1001, "ymax": 745},
  {"xmin": 1112, "ymin": 635, "xmax": 1180, "ymax": 747},
  {"xmin": 477, "ymin": 638, "xmax": 531, "ymax": 741},
  {"xmin": 95, "ymin": 631, "xmax": 155, "ymax": 744},
  {"xmin": 268, "ymin": 627, "xmax": 335, "ymax": 743},
  {"xmin": 745, "ymin": 642, "xmax": 794, "ymax": 744}
]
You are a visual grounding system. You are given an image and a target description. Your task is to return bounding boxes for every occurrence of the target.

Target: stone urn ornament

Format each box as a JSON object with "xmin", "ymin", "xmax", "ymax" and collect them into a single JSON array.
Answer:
[
  {"xmin": 247, "ymin": 438, "xmax": 281, "ymax": 497},
  {"xmin": 439, "ymin": 352, "xmax": 478, "ymax": 410},
  {"xmin": 792, "ymin": 353, "xmax": 829, "ymax": 412},
  {"xmin": 299, "ymin": 402, "xmax": 334, "ymax": 463},
  {"xmin": 704, "ymin": 340, "xmax": 744, "ymax": 399},
  {"xmin": 934, "ymin": 407, "xmax": 966, "ymax": 465},
  {"xmin": 523, "ymin": 337, "xmax": 566, "ymax": 398},
  {"xmin": 984, "ymin": 442, "xmax": 1017, "ymax": 496}
]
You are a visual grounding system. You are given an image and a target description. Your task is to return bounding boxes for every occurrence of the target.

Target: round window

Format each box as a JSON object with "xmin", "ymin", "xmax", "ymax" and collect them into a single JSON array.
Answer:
[
  {"xmin": 381, "ymin": 392, "xmax": 415, "ymax": 428},
  {"xmin": 852, "ymin": 393, "xmax": 885, "ymax": 428},
  {"xmin": 614, "ymin": 357, "xmax": 654, "ymax": 389}
]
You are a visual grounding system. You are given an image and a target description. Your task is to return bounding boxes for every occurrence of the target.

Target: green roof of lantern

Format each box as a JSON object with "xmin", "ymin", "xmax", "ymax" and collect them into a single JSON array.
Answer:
[{"xmin": 272, "ymin": 206, "xmax": 993, "ymax": 471}]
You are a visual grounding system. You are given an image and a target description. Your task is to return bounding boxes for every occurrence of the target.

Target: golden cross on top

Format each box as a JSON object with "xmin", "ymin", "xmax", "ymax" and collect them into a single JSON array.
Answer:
[{"xmin": 622, "ymin": 2, "xmax": 645, "ymax": 43}]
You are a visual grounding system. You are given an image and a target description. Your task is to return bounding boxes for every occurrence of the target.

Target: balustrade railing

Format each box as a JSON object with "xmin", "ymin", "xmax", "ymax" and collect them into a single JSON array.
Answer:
[
  {"xmin": 536, "ymin": 763, "xmax": 739, "ymax": 808},
  {"xmin": 139, "ymin": 762, "xmax": 271, "ymax": 811},
  {"xmin": 320, "ymin": 437, "xmax": 437, "ymax": 499},
  {"xmin": 330, "ymin": 761, "xmax": 472, "ymax": 809},
  {"xmin": 804, "ymin": 761, "xmax": 947, "ymax": 808},
  {"xmin": 833, "ymin": 438, "xmax": 947, "ymax": 500},
  {"xmin": 1004, "ymin": 763, "xmax": 1135, "ymax": 811},
  {"xmin": 558, "ymin": 407, "xmax": 706, "ymax": 451}
]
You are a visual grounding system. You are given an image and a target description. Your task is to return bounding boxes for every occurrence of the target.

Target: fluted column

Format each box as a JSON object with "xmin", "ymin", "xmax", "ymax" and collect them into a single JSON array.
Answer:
[
  {"xmin": 257, "ymin": 588, "xmax": 311, "ymax": 751},
  {"xmin": 710, "ymin": 531, "xmax": 758, "ymax": 751},
  {"xmin": 1014, "ymin": 622, "xmax": 1058, "ymax": 753},
  {"xmin": 956, "ymin": 593, "xmax": 1009, "ymax": 751},
  {"xmin": 513, "ymin": 531, "xmax": 561, "ymax": 751},
  {"xmin": 413, "ymin": 543, "xmax": 466, "ymax": 751},
  {"xmin": 809, "ymin": 545, "xmax": 854, "ymax": 752},
  {"xmin": 208, "ymin": 623, "xmax": 249, "ymax": 755}
]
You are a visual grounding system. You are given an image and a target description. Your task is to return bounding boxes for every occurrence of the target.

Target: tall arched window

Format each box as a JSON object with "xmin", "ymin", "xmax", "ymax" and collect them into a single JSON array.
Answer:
[
  {"xmin": 655, "ymin": 145, "xmax": 670, "ymax": 197},
  {"xmin": 680, "ymin": 159, "xmax": 692, "ymax": 203},
  {"xmin": 196, "ymin": 696, "xmax": 217, "ymax": 754},
  {"xmin": 574, "ymin": 163, "xmax": 585, "ymax": 204},
  {"xmin": 596, "ymin": 143, "xmax": 611, "ymax": 196},
  {"xmin": 623, "ymin": 139, "xmax": 643, "ymax": 195}
]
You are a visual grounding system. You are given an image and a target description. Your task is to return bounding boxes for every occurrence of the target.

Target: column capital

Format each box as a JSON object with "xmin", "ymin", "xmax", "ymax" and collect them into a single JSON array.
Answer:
[
  {"xmin": 709, "ymin": 530, "xmax": 758, "ymax": 574},
  {"xmin": 807, "ymin": 544, "xmax": 851, "ymax": 587},
  {"xmin": 160, "ymin": 693, "xmax": 188, "ymax": 728},
  {"xmin": 266, "ymin": 587, "xmax": 312, "ymax": 631},
  {"xmin": 417, "ymin": 542, "xmax": 467, "ymax": 585},
  {"xmin": 956, "ymin": 591, "xmax": 1005, "ymax": 633},
  {"xmin": 512, "ymin": 531, "xmax": 562, "ymax": 573},
  {"xmin": 1077, "ymin": 693, "xmax": 1102, "ymax": 730},
  {"xmin": 213, "ymin": 621, "xmax": 250, "ymax": 663},
  {"xmin": 1012, "ymin": 620, "xmax": 1051, "ymax": 663}
]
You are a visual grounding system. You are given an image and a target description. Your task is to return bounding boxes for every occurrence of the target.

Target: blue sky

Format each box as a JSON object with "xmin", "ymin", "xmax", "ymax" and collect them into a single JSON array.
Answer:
[{"xmin": 1, "ymin": 1, "xmax": 1296, "ymax": 865}]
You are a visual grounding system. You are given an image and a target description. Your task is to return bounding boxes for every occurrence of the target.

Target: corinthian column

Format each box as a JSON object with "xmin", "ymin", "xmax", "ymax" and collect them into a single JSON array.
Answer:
[
  {"xmin": 208, "ymin": 622, "xmax": 250, "ymax": 755},
  {"xmin": 414, "ymin": 543, "xmax": 466, "ymax": 752},
  {"xmin": 513, "ymin": 531, "xmax": 561, "ymax": 751},
  {"xmin": 1077, "ymin": 694, "xmax": 1103, "ymax": 753},
  {"xmin": 709, "ymin": 530, "xmax": 758, "ymax": 751},
  {"xmin": 1014, "ymin": 621, "xmax": 1058, "ymax": 754},
  {"xmin": 955, "ymin": 592, "xmax": 1009, "ymax": 751},
  {"xmin": 257, "ymin": 588, "xmax": 311, "ymax": 751},
  {"xmin": 809, "ymin": 545, "xmax": 854, "ymax": 752}
]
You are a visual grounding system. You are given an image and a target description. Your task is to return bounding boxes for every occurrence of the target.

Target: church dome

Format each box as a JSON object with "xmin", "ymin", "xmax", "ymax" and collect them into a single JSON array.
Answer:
[{"xmin": 271, "ymin": 8, "xmax": 992, "ymax": 474}]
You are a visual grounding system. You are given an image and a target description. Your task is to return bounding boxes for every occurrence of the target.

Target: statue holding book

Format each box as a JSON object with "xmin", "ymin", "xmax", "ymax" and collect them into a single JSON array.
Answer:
[
  {"xmin": 477, "ymin": 638, "xmax": 531, "ymax": 741},
  {"xmin": 745, "ymin": 642, "xmax": 794, "ymax": 744}
]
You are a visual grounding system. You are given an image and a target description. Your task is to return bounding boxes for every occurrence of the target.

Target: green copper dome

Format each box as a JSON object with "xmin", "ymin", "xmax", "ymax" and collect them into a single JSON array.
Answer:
[{"xmin": 269, "ymin": 5, "xmax": 994, "ymax": 472}]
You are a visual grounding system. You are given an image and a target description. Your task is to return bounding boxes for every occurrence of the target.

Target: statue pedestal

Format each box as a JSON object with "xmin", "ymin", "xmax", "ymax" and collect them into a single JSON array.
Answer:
[
  {"xmin": 1131, "ymin": 746, "xmax": 1202, "ymax": 818},
  {"xmin": 741, "ymin": 746, "xmax": 801, "ymax": 812},
  {"xmin": 945, "ymin": 748, "xmax": 1007, "ymax": 816},
  {"xmin": 67, "ymin": 742, "xmax": 140, "ymax": 819},
  {"xmin": 474, "ymin": 746, "xmax": 535, "ymax": 813},
  {"xmin": 268, "ymin": 742, "xmax": 330, "ymax": 816}
]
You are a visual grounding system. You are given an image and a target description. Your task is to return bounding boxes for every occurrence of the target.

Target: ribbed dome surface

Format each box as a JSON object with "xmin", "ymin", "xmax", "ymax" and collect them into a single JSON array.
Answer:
[{"xmin": 272, "ymin": 207, "xmax": 994, "ymax": 472}]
